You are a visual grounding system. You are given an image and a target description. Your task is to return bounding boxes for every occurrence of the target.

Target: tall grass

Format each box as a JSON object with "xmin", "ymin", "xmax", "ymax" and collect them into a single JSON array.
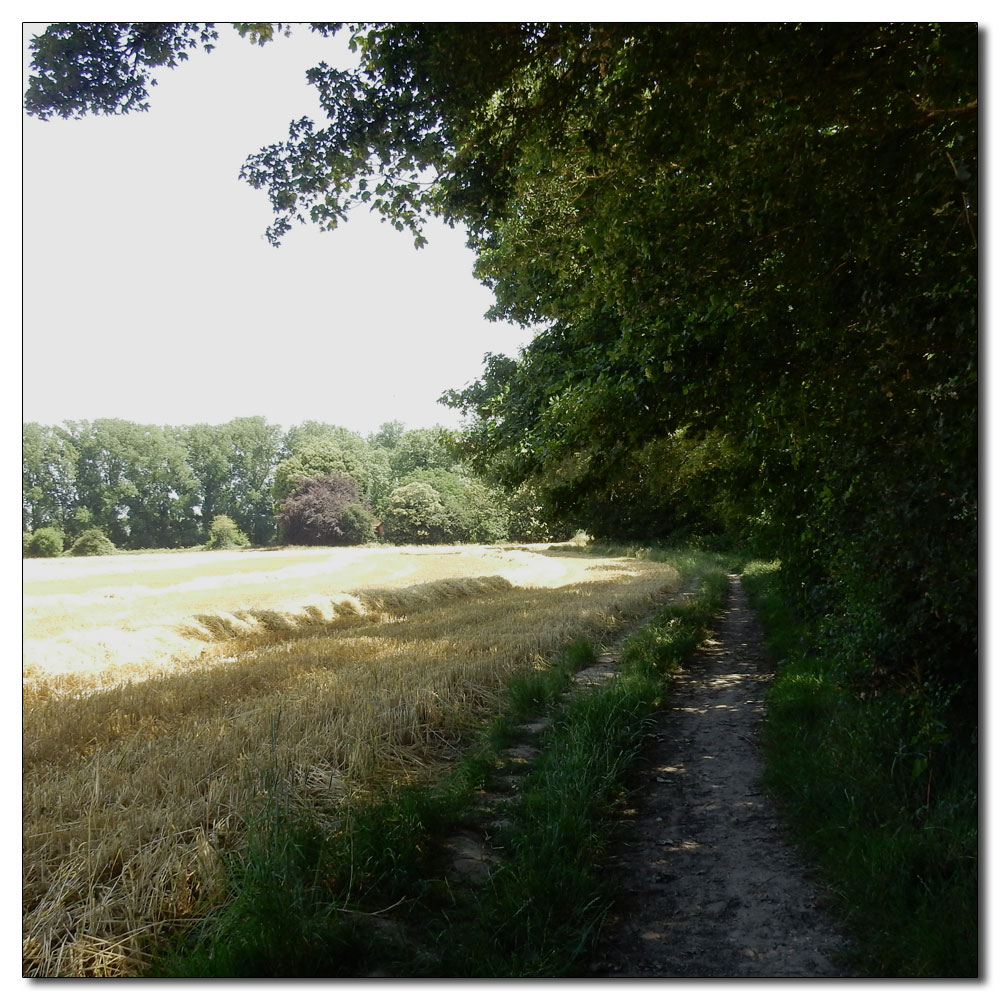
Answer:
[
  {"xmin": 741, "ymin": 560, "xmax": 978, "ymax": 977},
  {"xmin": 23, "ymin": 553, "xmax": 683, "ymax": 976}
]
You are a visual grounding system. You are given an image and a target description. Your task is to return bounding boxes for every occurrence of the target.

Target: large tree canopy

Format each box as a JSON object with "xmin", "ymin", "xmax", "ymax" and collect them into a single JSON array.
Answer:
[{"xmin": 26, "ymin": 23, "xmax": 977, "ymax": 708}]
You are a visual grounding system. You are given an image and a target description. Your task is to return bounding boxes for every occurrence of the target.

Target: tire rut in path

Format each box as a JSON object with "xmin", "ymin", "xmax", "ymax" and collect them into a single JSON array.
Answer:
[{"xmin": 591, "ymin": 573, "xmax": 852, "ymax": 978}]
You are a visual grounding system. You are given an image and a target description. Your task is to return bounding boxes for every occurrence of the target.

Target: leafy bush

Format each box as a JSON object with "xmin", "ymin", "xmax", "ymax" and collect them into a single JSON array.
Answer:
[
  {"xmin": 276, "ymin": 475, "xmax": 372, "ymax": 546},
  {"xmin": 28, "ymin": 526, "xmax": 64, "ymax": 557},
  {"xmin": 382, "ymin": 482, "xmax": 448, "ymax": 544},
  {"xmin": 205, "ymin": 515, "xmax": 251, "ymax": 550},
  {"xmin": 69, "ymin": 527, "xmax": 117, "ymax": 557},
  {"xmin": 338, "ymin": 503, "xmax": 375, "ymax": 546},
  {"xmin": 23, "ymin": 530, "xmax": 34, "ymax": 557},
  {"xmin": 400, "ymin": 469, "xmax": 507, "ymax": 543}
]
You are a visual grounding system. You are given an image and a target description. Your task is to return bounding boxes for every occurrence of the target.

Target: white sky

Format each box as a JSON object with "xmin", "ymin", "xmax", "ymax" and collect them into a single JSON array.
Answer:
[{"xmin": 21, "ymin": 22, "xmax": 530, "ymax": 438}]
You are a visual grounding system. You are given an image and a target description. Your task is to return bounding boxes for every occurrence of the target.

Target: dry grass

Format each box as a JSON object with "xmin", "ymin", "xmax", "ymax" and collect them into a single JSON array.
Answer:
[{"xmin": 22, "ymin": 544, "xmax": 682, "ymax": 977}]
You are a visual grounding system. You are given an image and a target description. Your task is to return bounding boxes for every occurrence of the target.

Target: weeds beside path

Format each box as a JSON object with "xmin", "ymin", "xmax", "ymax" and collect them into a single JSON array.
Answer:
[{"xmin": 592, "ymin": 574, "xmax": 852, "ymax": 977}]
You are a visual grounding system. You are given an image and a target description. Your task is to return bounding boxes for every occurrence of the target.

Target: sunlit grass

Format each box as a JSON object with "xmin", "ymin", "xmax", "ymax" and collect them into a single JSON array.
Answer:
[
  {"xmin": 22, "ymin": 547, "xmax": 353, "ymax": 597},
  {"xmin": 22, "ymin": 544, "xmax": 684, "ymax": 977}
]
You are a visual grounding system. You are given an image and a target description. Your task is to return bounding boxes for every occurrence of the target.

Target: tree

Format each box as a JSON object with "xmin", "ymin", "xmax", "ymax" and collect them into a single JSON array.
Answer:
[
  {"xmin": 275, "ymin": 474, "xmax": 371, "ymax": 546},
  {"xmin": 65, "ymin": 419, "xmax": 199, "ymax": 549},
  {"xmin": 387, "ymin": 427, "xmax": 457, "ymax": 479},
  {"xmin": 273, "ymin": 440, "xmax": 365, "ymax": 505},
  {"xmin": 67, "ymin": 506, "xmax": 94, "ymax": 538},
  {"xmin": 204, "ymin": 514, "xmax": 250, "ymax": 550},
  {"xmin": 279, "ymin": 422, "xmax": 395, "ymax": 512},
  {"xmin": 183, "ymin": 422, "xmax": 235, "ymax": 535},
  {"xmin": 281, "ymin": 421, "xmax": 367, "ymax": 458},
  {"xmin": 26, "ymin": 23, "xmax": 977, "ymax": 715},
  {"xmin": 523, "ymin": 430, "xmax": 747, "ymax": 545},
  {"xmin": 502, "ymin": 481, "xmax": 575, "ymax": 544},
  {"xmin": 24, "ymin": 22, "xmax": 222, "ymax": 119},
  {"xmin": 368, "ymin": 420, "xmax": 405, "ymax": 452},
  {"xmin": 382, "ymin": 482, "xmax": 449, "ymax": 544},
  {"xmin": 22, "ymin": 423, "xmax": 77, "ymax": 533},
  {"xmin": 221, "ymin": 417, "xmax": 283, "ymax": 545}
]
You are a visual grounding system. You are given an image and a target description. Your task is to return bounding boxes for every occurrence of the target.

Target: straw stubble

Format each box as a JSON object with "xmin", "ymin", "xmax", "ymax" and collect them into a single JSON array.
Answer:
[{"xmin": 23, "ymin": 547, "xmax": 681, "ymax": 976}]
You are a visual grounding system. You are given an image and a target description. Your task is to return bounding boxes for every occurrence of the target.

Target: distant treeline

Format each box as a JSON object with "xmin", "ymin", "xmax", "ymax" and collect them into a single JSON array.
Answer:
[{"xmin": 22, "ymin": 417, "xmax": 571, "ymax": 552}]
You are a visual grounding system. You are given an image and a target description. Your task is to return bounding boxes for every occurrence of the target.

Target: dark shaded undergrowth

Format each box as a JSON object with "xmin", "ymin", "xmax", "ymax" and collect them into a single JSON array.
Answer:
[{"xmin": 741, "ymin": 560, "xmax": 978, "ymax": 978}]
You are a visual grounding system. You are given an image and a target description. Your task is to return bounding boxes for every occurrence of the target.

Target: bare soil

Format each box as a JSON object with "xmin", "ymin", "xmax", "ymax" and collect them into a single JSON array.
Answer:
[{"xmin": 590, "ymin": 574, "xmax": 852, "ymax": 978}]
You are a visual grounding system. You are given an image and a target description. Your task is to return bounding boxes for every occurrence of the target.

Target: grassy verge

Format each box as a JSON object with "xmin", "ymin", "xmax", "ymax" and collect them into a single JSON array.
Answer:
[
  {"xmin": 741, "ymin": 560, "xmax": 978, "ymax": 977},
  {"xmin": 152, "ymin": 564, "xmax": 729, "ymax": 977}
]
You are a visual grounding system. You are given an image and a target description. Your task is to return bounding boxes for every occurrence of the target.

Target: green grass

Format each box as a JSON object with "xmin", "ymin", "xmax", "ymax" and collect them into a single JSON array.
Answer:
[
  {"xmin": 151, "ymin": 565, "xmax": 730, "ymax": 978},
  {"xmin": 447, "ymin": 678, "xmax": 663, "ymax": 975},
  {"xmin": 503, "ymin": 636, "xmax": 593, "ymax": 720},
  {"xmin": 741, "ymin": 559, "xmax": 978, "ymax": 978}
]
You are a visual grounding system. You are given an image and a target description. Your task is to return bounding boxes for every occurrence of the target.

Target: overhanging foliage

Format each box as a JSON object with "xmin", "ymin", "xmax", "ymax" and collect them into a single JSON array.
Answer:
[{"xmin": 25, "ymin": 22, "xmax": 978, "ymax": 710}]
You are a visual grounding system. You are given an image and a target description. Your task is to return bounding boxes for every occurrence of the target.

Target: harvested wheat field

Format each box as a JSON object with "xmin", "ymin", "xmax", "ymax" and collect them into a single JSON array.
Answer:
[{"xmin": 23, "ymin": 542, "xmax": 684, "ymax": 977}]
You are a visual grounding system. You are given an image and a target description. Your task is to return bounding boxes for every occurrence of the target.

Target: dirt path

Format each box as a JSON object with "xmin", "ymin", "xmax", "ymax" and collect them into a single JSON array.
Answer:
[{"xmin": 591, "ymin": 574, "xmax": 852, "ymax": 977}]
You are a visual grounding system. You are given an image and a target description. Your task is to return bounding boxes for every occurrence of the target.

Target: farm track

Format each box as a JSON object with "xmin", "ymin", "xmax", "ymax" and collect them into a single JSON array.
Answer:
[
  {"xmin": 591, "ymin": 575, "xmax": 851, "ymax": 977},
  {"xmin": 436, "ymin": 575, "xmax": 852, "ymax": 978}
]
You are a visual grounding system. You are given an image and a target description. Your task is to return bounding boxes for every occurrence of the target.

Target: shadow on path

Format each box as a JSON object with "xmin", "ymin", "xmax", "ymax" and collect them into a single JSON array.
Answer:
[{"xmin": 591, "ymin": 574, "xmax": 852, "ymax": 978}]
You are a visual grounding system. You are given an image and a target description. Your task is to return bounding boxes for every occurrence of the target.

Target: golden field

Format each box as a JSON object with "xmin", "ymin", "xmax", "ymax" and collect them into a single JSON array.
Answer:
[{"xmin": 23, "ymin": 543, "xmax": 684, "ymax": 976}]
